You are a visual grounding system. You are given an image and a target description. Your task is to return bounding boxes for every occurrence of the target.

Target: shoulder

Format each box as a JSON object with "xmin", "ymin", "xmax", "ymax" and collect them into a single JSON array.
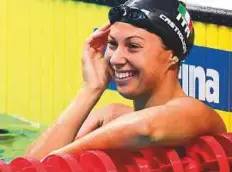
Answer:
[
  {"xmin": 164, "ymin": 96, "xmax": 226, "ymax": 134},
  {"xmin": 145, "ymin": 97, "xmax": 226, "ymax": 146},
  {"xmin": 166, "ymin": 96, "xmax": 217, "ymax": 117}
]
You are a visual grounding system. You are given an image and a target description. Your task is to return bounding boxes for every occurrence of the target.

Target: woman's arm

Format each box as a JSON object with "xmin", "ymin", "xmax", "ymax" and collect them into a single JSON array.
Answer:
[
  {"xmin": 24, "ymin": 23, "xmax": 112, "ymax": 160},
  {"xmin": 75, "ymin": 103, "xmax": 133, "ymax": 140},
  {"xmin": 24, "ymin": 88, "xmax": 103, "ymax": 160},
  {"xmin": 49, "ymin": 97, "xmax": 226, "ymax": 156}
]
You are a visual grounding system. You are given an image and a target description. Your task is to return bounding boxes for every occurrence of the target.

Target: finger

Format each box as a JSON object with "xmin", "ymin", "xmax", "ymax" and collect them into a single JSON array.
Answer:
[
  {"xmin": 103, "ymin": 56, "xmax": 114, "ymax": 77},
  {"xmin": 97, "ymin": 23, "xmax": 111, "ymax": 32},
  {"xmin": 108, "ymin": 63, "xmax": 114, "ymax": 77},
  {"xmin": 91, "ymin": 25, "xmax": 111, "ymax": 39},
  {"xmin": 86, "ymin": 28, "xmax": 110, "ymax": 44},
  {"xmin": 82, "ymin": 47, "xmax": 96, "ymax": 61},
  {"xmin": 92, "ymin": 24, "xmax": 110, "ymax": 37},
  {"xmin": 86, "ymin": 32, "xmax": 110, "ymax": 54},
  {"xmin": 92, "ymin": 29, "xmax": 110, "ymax": 45}
]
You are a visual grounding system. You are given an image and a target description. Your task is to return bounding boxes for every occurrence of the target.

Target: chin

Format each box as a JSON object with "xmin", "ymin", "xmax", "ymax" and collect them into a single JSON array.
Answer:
[
  {"xmin": 118, "ymin": 92, "xmax": 136, "ymax": 99},
  {"xmin": 117, "ymin": 87, "xmax": 140, "ymax": 100}
]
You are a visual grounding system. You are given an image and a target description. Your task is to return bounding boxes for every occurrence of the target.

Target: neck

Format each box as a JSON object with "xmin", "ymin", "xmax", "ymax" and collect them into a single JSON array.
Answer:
[{"xmin": 133, "ymin": 74, "xmax": 186, "ymax": 111}]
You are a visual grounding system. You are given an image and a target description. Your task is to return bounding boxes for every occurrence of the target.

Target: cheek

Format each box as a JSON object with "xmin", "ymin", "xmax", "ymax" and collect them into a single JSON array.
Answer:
[
  {"xmin": 139, "ymin": 52, "xmax": 161, "ymax": 73},
  {"xmin": 138, "ymin": 54, "xmax": 165, "ymax": 82},
  {"xmin": 144, "ymin": 65, "xmax": 160, "ymax": 81}
]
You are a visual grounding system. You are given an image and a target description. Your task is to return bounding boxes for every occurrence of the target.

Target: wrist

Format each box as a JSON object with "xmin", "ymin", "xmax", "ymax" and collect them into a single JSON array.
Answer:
[
  {"xmin": 79, "ymin": 87, "xmax": 104, "ymax": 101},
  {"xmin": 83, "ymin": 85, "xmax": 105, "ymax": 95}
]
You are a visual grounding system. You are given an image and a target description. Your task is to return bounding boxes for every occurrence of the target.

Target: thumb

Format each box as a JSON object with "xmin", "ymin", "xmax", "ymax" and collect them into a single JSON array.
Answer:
[{"xmin": 108, "ymin": 64, "xmax": 114, "ymax": 78}]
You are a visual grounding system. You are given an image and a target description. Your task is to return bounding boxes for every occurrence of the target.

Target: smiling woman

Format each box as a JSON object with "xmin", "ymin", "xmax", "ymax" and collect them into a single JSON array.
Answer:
[
  {"xmin": 24, "ymin": 0, "xmax": 226, "ymax": 160},
  {"xmin": 106, "ymin": 23, "xmax": 175, "ymax": 100}
]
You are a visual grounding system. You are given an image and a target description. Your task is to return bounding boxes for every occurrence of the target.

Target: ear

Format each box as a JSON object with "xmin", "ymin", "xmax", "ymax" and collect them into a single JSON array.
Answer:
[
  {"xmin": 167, "ymin": 55, "xmax": 179, "ymax": 70},
  {"xmin": 171, "ymin": 56, "xmax": 179, "ymax": 65},
  {"xmin": 169, "ymin": 55, "xmax": 179, "ymax": 64}
]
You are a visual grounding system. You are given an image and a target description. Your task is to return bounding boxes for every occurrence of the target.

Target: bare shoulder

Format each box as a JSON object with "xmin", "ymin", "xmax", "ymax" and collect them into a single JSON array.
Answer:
[
  {"xmin": 166, "ymin": 96, "xmax": 226, "ymax": 134},
  {"xmin": 146, "ymin": 97, "xmax": 226, "ymax": 146}
]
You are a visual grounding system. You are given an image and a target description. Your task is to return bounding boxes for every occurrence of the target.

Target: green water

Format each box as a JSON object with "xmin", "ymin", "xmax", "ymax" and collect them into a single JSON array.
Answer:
[{"xmin": 0, "ymin": 114, "xmax": 47, "ymax": 162}]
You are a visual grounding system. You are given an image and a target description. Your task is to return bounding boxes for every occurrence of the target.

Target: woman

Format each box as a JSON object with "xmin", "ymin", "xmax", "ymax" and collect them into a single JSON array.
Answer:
[{"xmin": 25, "ymin": 0, "xmax": 226, "ymax": 160}]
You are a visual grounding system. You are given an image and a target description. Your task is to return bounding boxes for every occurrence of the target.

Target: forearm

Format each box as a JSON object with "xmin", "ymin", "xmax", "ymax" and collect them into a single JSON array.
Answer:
[
  {"xmin": 25, "ymin": 87, "xmax": 103, "ymax": 159},
  {"xmin": 50, "ymin": 111, "xmax": 153, "ymax": 155}
]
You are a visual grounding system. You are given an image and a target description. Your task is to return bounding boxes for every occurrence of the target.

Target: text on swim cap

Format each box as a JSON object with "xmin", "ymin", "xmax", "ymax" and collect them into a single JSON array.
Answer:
[
  {"xmin": 159, "ymin": 14, "xmax": 187, "ymax": 54},
  {"xmin": 176, "ymin": 13, "xmax": 191, "ymax": 38}
]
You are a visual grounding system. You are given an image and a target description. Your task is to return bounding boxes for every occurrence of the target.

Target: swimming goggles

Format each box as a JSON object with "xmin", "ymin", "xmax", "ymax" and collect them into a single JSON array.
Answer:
[{"xmin": 108, "ymin": 4, "xmax": 156, "ymax": 32}]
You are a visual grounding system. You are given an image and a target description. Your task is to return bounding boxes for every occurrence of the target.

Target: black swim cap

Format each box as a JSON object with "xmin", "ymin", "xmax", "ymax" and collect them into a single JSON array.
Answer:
[{"xmin": 108, "ymin": 0, "xmax": 195, "ymax": 61}]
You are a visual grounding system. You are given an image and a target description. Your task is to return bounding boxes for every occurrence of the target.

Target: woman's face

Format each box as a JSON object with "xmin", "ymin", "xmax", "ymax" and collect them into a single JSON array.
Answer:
[{"xmin": 105, "ymin": 22, "xmax": 173, "ymax": 99}]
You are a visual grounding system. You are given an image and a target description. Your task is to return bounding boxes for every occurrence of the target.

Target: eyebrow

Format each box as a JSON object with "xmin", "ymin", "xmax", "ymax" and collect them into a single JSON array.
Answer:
[{"xmin": 109, "ymin": 35, "xmax": 145, "ymax": 41}]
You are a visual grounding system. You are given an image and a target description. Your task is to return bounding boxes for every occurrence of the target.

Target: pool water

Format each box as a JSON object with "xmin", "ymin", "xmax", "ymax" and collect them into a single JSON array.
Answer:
[{"xmin": 0, "ymin": 114, "xmax": 47, "ymax": 162}]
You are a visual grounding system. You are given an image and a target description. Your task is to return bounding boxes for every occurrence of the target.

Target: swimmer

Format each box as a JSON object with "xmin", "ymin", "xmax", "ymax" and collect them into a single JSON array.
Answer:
[{"xmin": 25, "ymin": 0, "xmax": 226, "ymax": 160}]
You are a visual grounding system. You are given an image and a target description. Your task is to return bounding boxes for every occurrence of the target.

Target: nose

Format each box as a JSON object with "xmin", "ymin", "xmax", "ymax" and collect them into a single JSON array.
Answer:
[{"xmin": 109, "ymin": 47, "xmax": 127, "ymax": 68}]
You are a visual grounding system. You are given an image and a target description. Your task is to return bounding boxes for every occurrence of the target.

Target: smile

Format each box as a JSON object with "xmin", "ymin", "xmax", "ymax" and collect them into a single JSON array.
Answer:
[{"xmin": 114, "ymin": 71, "xmax": 137, "ymax": 81}]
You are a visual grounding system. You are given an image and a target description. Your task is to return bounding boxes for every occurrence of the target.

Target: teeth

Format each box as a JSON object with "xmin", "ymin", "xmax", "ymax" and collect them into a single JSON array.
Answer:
[{"xmin": 115, "ymin": 72, "xmax": 135, "ymax": 79}]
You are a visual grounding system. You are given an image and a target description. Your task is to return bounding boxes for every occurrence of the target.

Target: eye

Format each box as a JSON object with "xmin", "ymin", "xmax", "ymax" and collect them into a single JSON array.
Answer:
[
  {"xmin": 127, "ymin": 43, "xmax": 142, "ymax": 51},
  {"xmin": 107, "ymin": 40, "xmax": 118, "ymax": 49},
  {"xmin": 129, "ymin": 44, "xmax": 139, "ymax": 49}
]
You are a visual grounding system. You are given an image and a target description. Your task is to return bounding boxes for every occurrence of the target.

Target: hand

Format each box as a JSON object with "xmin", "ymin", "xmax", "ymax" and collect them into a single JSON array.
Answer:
[{"xmin": 82, "ymin": 23, "xmax": 112, "ymax": 92}]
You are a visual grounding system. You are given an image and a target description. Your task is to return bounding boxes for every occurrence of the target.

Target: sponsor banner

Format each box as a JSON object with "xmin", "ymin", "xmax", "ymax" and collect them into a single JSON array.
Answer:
[
  {"xmin": 108, "ymin": 45, "xmax": 232, "ymax": 111},
  {"xmin": 185, "ymin": 0, "xmax": 232, "ymax": 10}
]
